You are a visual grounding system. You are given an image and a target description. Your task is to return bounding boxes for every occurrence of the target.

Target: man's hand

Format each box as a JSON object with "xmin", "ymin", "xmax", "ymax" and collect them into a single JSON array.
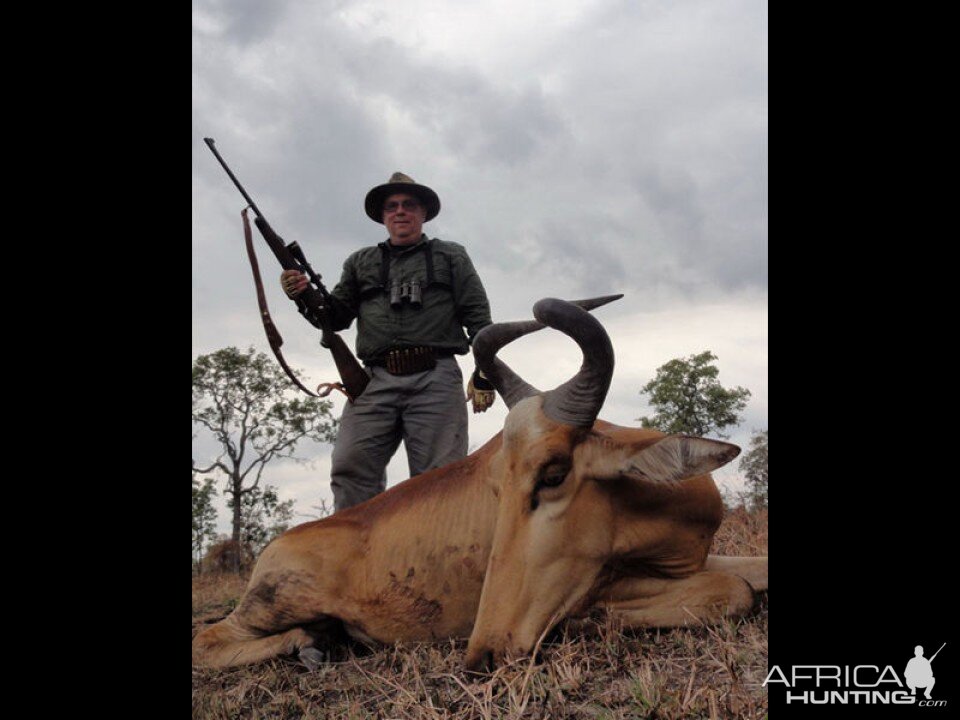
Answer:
[
  {"xmin": 466, "ymin": 369, "xmax": 496, "ymax": 413},
  {"xmin": 281, "ymin": 269, "xmax": 309, "ymax": 298}
]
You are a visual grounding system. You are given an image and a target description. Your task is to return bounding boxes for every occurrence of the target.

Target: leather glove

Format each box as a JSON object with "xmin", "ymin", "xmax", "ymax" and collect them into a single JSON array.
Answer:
[
  {"xmin": 466, "ymin": 368, "xmax": 496, "ymax": 413},
  {"xmin": 281, "ymin": 270, "xmax": 309, "ymax": 299}
]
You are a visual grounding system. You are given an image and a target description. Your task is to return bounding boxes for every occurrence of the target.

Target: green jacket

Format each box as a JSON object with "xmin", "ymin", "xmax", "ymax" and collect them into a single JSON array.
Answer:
[{"xmin": 322, "ymin": 235, "xmax": 492, "ymax": 363}]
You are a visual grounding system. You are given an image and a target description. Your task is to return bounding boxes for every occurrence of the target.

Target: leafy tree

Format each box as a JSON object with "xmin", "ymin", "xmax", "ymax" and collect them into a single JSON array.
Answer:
[
  {"xmin": 638, "ymin": 350, "xmax": 751, "ymax": 438},
  {"xmin": 739, "ymin": 430, "xmax": 768, "ymax": 509},
  {"xmin": 230, "ymin": 484, "xmax": 296, "ymax": 556},
  {"xmin": 192, "ymin": 473, "xmax": 218, "ymax": 574},
  {"xmin": 192, "ymin": 346, "xmax": 338, "ymax": 572}
]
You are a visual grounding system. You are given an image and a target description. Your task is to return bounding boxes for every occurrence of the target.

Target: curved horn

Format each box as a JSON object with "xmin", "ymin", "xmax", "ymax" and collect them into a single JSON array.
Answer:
[
  {"xmin": 473, "ymin": 294, "xmax": 623, "ymax": 410},
  {"xmin": 535, "ymin": 298, "xmax": 615, "ymax": 426},
  {"xmin": 472, "ymin": 319, "xmax": 543, "ymax": 408}
]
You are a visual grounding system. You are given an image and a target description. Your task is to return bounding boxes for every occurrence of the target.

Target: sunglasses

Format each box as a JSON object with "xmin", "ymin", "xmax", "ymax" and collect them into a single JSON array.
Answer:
[{"xmin": 384, "ymin": 199, "xmax": 421, "ymax": 213}]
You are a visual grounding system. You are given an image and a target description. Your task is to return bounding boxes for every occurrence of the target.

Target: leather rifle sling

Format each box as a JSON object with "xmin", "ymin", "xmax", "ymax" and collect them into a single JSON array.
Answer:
[{"xmin": 241, "ymin": 206, "xmax": 320, "ymax": 397}]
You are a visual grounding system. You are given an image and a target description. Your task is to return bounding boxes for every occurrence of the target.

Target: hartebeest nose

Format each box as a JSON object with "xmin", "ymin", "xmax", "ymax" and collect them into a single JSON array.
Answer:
[{"xmin": 465, "ymin": 648, "xmax": 495, "ymax": 673}]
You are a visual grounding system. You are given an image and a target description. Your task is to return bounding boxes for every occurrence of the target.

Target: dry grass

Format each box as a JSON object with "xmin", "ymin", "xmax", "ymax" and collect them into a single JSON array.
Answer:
[
  {"xmin": 193, "ymin": 572, "xmax": 249, "ymax": 625},
  {"xmin": 711, "ymin": 507, "xmax": 767, "ymax": 557},
  {"xmin": 192, "ymin": 507, "xmax": 768, "ymax": 719}
]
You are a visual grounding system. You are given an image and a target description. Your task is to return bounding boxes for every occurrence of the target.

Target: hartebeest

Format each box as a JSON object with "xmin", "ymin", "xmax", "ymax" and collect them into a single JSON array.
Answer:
[{"xmin": 192, "ymin": 296, "xmax": 767, "ymax": 671}]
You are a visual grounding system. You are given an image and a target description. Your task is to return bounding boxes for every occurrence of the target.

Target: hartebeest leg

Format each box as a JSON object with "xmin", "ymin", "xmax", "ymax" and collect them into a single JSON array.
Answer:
[
  {"xmin": 595, "ymin": 571, "xmax": 757, "ymax": 629},
  {"xmin": 192, "ymin": 613, "xmax": 318, "ymax": 668},
  {"xmin": 192, "ymin": 568, "xmax": 338, "ymax": 669},
  {"xmin": 703, "ymin": 555, "xmax": 768, "ymax": 591}
]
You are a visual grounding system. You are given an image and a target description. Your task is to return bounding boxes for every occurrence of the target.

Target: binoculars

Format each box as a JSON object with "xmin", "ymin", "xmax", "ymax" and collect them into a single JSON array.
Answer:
[{"xmin": 390, "ymin": 279, "xmax": 422, "ymax": 309}]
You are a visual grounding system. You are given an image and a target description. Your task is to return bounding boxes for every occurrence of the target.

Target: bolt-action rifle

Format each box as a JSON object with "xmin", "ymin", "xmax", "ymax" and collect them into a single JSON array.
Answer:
[{"xmin": 203, "ymin": 138, "xmax": 369, "ymax": 401}]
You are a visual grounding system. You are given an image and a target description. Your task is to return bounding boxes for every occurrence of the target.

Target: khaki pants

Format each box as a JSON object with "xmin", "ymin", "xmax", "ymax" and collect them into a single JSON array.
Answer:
[{"xmin": 330, "ymin": 356, "xmax": 468, "ymax": 511}]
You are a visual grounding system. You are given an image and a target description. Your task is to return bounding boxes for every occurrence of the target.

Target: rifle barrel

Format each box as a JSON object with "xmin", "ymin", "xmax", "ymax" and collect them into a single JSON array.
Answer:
[{"xmin": 203, "ymin": 138, "xmax": 265, "ymax": 220}]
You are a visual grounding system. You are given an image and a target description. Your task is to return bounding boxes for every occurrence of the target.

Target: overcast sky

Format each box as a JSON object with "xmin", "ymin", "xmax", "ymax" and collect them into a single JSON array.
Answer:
[{"xmin": 192, "ymin": 0, "xmax": 767, "ymax": 534}]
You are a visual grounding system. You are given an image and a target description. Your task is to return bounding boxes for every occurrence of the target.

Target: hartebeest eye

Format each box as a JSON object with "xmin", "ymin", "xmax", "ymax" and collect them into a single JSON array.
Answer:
[
  {"xmin": 530, "ymin": 459, "xmax": 572, "ymax": 511},
  {"xmin": 537, "ymin": 462, "xmax": 571, "ymax": 489}
]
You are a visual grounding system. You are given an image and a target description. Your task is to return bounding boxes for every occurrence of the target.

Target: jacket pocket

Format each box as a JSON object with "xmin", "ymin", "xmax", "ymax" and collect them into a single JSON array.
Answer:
[{"xmin": 357, "ymin": 267, "xmax": 385, "ymax": 301}]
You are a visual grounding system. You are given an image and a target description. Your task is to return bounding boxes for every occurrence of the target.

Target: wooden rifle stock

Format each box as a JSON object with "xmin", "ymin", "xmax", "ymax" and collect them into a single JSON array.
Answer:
[{"xmin": 204, "ymin": 137, "xmax": 369, "ymax": 400}]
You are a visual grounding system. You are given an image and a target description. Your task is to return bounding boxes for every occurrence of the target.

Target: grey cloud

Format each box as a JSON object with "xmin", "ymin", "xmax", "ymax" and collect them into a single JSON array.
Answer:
[
  {"xmin": 194, "ymin": 24, "xmax": 392, "ymax": 274},
  {"xmin": 513, "ymin": 0, "xmax": 768, "ymax": 297},
  {"xmin": 465, "ymin": 207, "xmax": 713, "ymax": 321},
  {"xmin": 509, "ymin": 216, "xmax": 631, "ymax": 291},
  {"xmin": 342, "ymin": 37, "xmax": 567, "ymax": 166},
  {"xmin": 437, "ymin": 83, "xmax": 566, "ymax": 165},
  {"xmin": 633, "ymin": 164, "xmax": 705, "ymax": 249},
  {"xmin": 194, "ymin": 2, "xmax": 766, "ymax": 344},
  {"xmin": 194, "ymin": 0, "xmax": 297, "ymax": 45}
]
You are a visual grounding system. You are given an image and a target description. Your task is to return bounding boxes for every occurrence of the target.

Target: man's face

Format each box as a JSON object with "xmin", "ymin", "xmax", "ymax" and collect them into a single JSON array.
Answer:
[{"xmin": 383, "ymin": 192, "xmax": 426, "ymax": 245}]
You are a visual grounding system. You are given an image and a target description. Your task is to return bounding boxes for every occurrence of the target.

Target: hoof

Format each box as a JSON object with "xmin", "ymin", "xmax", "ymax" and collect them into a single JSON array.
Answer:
[{"xmin": 298, "ymin": 646, "xmax": 326, "ymax": 671}]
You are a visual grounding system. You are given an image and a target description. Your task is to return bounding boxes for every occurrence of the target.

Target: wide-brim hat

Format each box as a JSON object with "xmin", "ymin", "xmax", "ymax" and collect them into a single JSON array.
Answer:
[{"xmin": 364, "ymin": 172, "xmax": 441, "ymax": 224}]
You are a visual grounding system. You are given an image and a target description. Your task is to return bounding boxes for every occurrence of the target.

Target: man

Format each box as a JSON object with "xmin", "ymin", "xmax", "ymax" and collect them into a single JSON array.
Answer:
[
  {"xmin": 904, "ymin": 645, "xmax": 936, "ymax": 699},
  {"xmin": 281, "ymin": 172, "xmax": 495, "ymax": 512}
]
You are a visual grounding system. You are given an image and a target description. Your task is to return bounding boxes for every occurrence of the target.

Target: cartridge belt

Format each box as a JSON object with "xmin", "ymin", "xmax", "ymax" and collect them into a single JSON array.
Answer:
[{"xmin": 369, "ymin": 346, "xmax": 450, "ymax": 375}]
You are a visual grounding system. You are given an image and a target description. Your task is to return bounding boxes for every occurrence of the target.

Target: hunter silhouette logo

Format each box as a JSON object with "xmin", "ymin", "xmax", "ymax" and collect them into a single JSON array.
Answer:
[
  {"xmin": 905, "ymin": 643, "xmax": 945, "ymax": 700},
  {"xmin": 764, "ymin": 642, "xmax": 948, "ymax": 706}
]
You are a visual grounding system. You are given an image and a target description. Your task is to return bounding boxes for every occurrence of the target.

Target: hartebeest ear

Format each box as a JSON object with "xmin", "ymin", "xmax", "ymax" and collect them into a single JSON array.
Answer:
[{"xmin": 584, "ymin": 435, "xmax": 740, "ymax": 487}]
